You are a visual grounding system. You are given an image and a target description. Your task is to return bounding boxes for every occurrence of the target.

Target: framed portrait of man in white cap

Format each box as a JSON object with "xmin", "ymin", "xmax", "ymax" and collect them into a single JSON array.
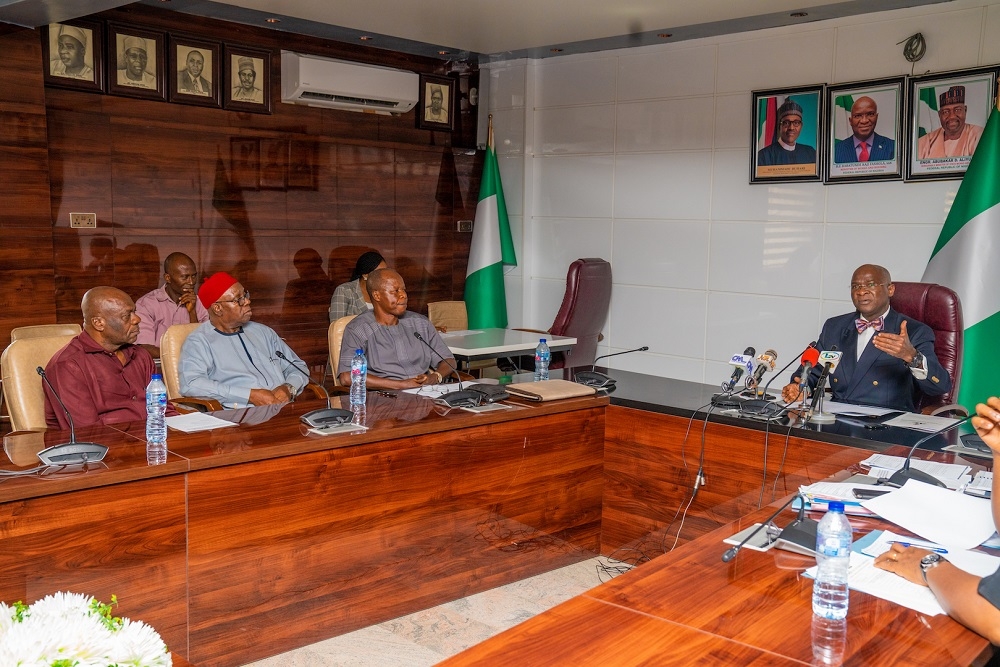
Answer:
[
  {"xmin": 905, "ymin": 65, "xmax": 1000, "ymax": 181},
  {"xmin": 750, "ymin": 84, "xmax": 824, "ymax": 184},
  {"xmin": 223, "ymin": 45, "xmax": 271, "ymax": 114},
  {"xmin": 42, "ymin": 20, "xmax": 104, "ymax": 93},
  {"xmin": 107, "ymin": 24, "xmax": 166, "ymax": 101}
]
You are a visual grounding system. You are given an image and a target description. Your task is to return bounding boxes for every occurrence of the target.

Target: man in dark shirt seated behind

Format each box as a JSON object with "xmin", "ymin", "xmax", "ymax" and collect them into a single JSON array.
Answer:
[
  {"xmin": 44, "ymin": 286, "xmax": 170, "ymax": 429},
  {"xmin": 874, "ymin": 396, "xmax": 1000, "ymax": 643}
]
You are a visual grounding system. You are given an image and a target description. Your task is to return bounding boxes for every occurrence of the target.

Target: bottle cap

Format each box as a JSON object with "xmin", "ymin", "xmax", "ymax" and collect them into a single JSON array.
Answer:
[
  {"xmin": 152, "ymin": 373, "xmax": 162, "ymax": 380},
  {"xmin": 828, "ymin": 501, "xmax": 845, "ymax": 513},
  {"xmin": 356, "ymin": 349, "xmax": 363, "ymax": 354},
  {"xmin": 540, "ymin": 338, "xmax": 546, "ymax": 343}
]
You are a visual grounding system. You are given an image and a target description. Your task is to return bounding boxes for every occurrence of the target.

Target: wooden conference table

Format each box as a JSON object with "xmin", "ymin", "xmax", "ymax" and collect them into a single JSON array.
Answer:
[{"xmin": 0, "ymin": 370, "xmax": 991, "ymax": 666}]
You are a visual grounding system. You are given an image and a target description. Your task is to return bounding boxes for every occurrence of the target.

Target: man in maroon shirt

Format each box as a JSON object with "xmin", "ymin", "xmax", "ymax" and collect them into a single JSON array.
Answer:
[{"xmin": 44, "ymin": 286, "xmax": 165, "ymax": 429}]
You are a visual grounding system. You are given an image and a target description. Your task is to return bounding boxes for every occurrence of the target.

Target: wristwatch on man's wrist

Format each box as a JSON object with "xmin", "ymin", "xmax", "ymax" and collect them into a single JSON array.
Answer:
[
  {"xmin": 919, "ymin": 552, "xmax": 945, "ymax": 584},
  {"xmin": 907, "ymin": 351, "xmax": 925, "ymax": 369}
]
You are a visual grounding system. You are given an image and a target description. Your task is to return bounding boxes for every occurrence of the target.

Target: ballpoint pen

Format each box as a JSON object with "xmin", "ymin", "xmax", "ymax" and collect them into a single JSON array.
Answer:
[{"xmin": 887, "ymin": 540, "xmax": 948, "ymax": 554}]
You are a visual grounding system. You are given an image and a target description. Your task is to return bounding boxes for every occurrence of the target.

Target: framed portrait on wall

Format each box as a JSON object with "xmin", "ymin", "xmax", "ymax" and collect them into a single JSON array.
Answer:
[
  {"xmin": 905, "ymin": 65, "xmax": 1000, "ymax": 181},
  {"xmin": 42, "ymin": 20, "xmax": 105, "ymax": 93},
  {"xmin": 824, "ymin": 77, "xmax": 904, "ymax": 184},
  {"xmin": 750, "ymin": 85, "xmax": 824, "ymax": 184},
  {"xmin": 223, "ymin": 45, "xmax": 271, "ymax": 113},
  {"xmin": 417, "ymin": 74, "xmax": 454, "ymax": 131},
  {"xmin": 107, "ymin": 24, "xmax": 166, "ymax": 101},
  {"xmin": 169, "ymin": 35, "xmax": 221, "ymax": 108}
]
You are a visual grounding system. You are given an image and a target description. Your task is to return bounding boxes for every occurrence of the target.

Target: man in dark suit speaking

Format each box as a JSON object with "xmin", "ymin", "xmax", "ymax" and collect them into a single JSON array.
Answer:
[
  {"xmin": 782, "ymin": 264, "xmax": 950, "ymax": 412},
  {"xmin": 833, "ymin": 97, "xmax": 895, "ymax": 163}
]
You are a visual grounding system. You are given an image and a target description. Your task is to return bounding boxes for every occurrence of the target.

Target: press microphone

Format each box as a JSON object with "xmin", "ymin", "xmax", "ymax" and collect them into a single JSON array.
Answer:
[
  {"xmin": 576, "ymin": 346, "xmax": 649, "ymax": 389},
  {"xmin": 35, "ymin": 366, "xmax": 108, "ymax": 465},
  {"xmin": 746, "ymin": 349, "xmax": 778, "ymax": 395},
  {"xmin": 413, "ymin": 331, "xmax": 463, "ymax": 389},
  {"xmin": 274, "ymin": 351, "xmax": 352, "ymax": 428},
  {"xmin": 808, "ymin": 348, "xmax": 842, "ymax": 420},
  {"xmin": 740, "ymin": 342, "xmax": 816, "ymax": 418},
  {"xmin": 884, "ymin": 414, "xmax": 974, "ymax": 488},
  {"xmin": 722, "ymin": 492, "xmax": 811, "ymax": 562},
  {"xmin": 724, "ymin": 346, "xmax": 756, "ymax": 392}
]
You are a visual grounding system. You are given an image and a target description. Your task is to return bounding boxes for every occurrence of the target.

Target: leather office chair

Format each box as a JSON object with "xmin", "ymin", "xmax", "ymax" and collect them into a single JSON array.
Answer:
[
  {"xmin": 513, "ymin": 258, "xmax": 613, "ymax": 370},
  {"xmin": 328, "ymin": 315, "xmax": 357, "ymax": 387},
  {"xmin": 427, "ymin": 301, "xmax": 468, "ymax": 331},
  {"xmin": 160, "ymin": 323, "xmax": 222, "ymax": 412},
  {"xmin": 889, "ymin": 281, "xmax": 964, "ymax": 415},
  {"xmin": 0, "ymin": 334, "xmax": 76, "ymax": 431},
  {"xmin": 10, "ymin": 323, "xmax": 82, "ymax": 341}
]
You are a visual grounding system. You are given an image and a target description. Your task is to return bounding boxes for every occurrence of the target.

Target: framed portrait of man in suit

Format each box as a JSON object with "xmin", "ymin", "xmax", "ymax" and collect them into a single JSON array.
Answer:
[
  {"xmin": 824, "ymin": 77, "xmax": 904, "ymax": 184},
  {"xmin": 750, "ymin": 85, "xmax": 823, "ymax": 184},
  {"xmin": 169, "ymin": 35, "xmax": 221, "ymax": 108},
  {"xmin": 905, "ymin": 65, "xmax": 999, "ymax": 181}
]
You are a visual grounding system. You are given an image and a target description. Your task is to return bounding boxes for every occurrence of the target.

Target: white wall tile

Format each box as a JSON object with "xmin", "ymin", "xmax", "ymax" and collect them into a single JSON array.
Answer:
[
  {"xmin": 491, "ymin": 108, "xmax": 525, "ymax": 156},
  {"xmin": 614, "ymin": 152, "xmax": 713, "ymax": 219},
  {"xmin": 611, "ymin": 352, "xmax": 706, "ymax": 385},
  {"xmin": 612, "ymin": 219, "xmax": 709, "ymax": 290},
  {"xmin": 825, "ymin": 179, "xmax": 957, "ymax": 224},
  {"xmin": 984, "ymin": 3, "xmax": 1000, "ymax": 64},
  {"xmin": 487, "ymin": 63, "xmax": 526, "ymax": 110},
  {"xmin": 610, "ymin": 285, "xmax": 707, "ymax": 359},
  {"xmin": 711, "ymin": 151, "xmax": 826, "ymax": 222},
  {"xmin": 708, "ymin": 221, "xmax": 825, "ymax": 297},
  {"xmin": 530, "ymin": 218, "xmax": 613, "ymax": 280},
  {"xmin": 535, "ymin": 57, "xmax": 617, "ymax": 108},
  {"xmin": 497, "ymin": 155, "xmax": 524, "ymax": 217},
  {"xmin": 714, "ymin": 93, "xmax": 751, "ymax": 149},
  {"xmin": 618, "ymin": 46, "xmax": 717, "ymax": 100},
  {"xmin": 533, "ymin": 155, "xmax": 615, "ymax": 218},
  {"xmin": 834, "ymin": 8, "xmax": 986, "ymax": 82},
  {"xmin": 527, "ymin": 276, "xmax": 567, "ymax": 330},
  {"xmin": 820, "ymin": 223, "xmax": 943, "ymax": 300},
  {"xmin": 535, "ymin": 105, "xmax": 616, "ymax": 155},
  {"xmin": 717, "ymin": 29, "xmax": 835, "ymax": 93},
  {"xmin": 616, "ymin": 97, "xmax": 715, "ymax": 152},
  {"xmin": 503, "ymin": 273, "xmax": 524, "ymax": 328},
  {"xmin": 820, "ymin": 298, "xmax": 855, "ymax": 326}
]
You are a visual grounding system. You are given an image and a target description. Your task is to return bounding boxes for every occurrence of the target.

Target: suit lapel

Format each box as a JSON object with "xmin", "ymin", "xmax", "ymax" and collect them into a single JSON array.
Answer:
[{"xmin": 831, "ymin": 314, "xmax": 859, "ymax": 386}]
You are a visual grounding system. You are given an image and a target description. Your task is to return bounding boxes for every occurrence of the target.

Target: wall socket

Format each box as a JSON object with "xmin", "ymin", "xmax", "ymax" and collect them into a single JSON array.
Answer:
[
  {"xmin": 457, "ymin": 220, "xmax": 473, "ymax": 233},
  {"xmin": 70, "ymin": 212, "xmax": 97, "ymax": 228}
]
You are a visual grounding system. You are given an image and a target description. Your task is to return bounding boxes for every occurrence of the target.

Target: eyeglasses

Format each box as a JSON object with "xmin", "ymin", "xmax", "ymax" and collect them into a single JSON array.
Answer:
[
  {"xmin": 779, "ymin": 119, "xmax": 803, "ymax": 128},
  {"xmin": 850, "ymin": 281, "xmax": 885, "ymax": 293},
  {"xmin": 218, "ymin": 290, "xmax": 251, "ymax": 305}
]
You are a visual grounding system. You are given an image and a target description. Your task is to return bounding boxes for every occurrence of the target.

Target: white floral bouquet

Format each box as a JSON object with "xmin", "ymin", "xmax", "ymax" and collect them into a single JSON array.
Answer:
[{"xmin": 0, "ymin": 592, "xmax": 171, "ymax": 667}]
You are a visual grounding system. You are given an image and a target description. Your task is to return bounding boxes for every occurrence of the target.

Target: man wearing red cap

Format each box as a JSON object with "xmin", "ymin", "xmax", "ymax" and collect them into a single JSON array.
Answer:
[
  {"xmin": 178, "ymin": 272, "xmax": 309, "ymax": 408},
  {"xmin": 44, "ymin": 286, "xmax": 168, "ymax": 429}
]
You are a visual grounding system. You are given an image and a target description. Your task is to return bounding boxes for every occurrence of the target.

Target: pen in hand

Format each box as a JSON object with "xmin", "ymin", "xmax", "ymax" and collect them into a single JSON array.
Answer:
[{"xmin": 887, "ymin": 540, "xmax": 948, "ymax": 554}]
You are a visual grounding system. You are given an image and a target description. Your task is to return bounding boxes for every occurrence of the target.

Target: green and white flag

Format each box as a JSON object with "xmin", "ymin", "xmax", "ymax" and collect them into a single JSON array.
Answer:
[
  {"xmin": 833, "ymin": 94, "xmax": 854, "ymax": 143},
  {"xmin": 916, "ymin": 86, "xmax": 940, "ymax": 139},
  {"xmin": 465, "ymin": 116, "xmax": 517, "ymax": 328},
  {"xmin": 921, "ymin": 100, "xmax": 1000, "ymax": 409}
]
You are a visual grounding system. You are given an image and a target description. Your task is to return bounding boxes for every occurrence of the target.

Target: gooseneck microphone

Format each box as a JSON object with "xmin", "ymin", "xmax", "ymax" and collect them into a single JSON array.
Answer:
[
  {"xmin": 592, "ymin": 346, "xmax": 649, "ymax": 368},
  {"xmin": 724, "ymin": 346, "xmax": 756, "ymax": 392},
  {"xmin": 741, "ymin": 342, "xmax": 817, "ymax": 418},
  {"xmin": 575, "ymin": 346, "xmax": 650, "ymax": 389},
  {"xmin": 747, "ymin": 349, "xmax": 778, "ymax": 394},
  {"xmin": 885, "ymin": 414, "xmax": 974, "ymax": 488},
  {"xmin": 413, "ymin": 331, "xmax": 463, "ymax": 389},
  {"xmin": 35, "ymin": 367, "xmax": 108, "ymax": 465},
  {"xmin": 274, "ymin": 351, "xmax": 352, "ymax": 428},
  {"xmin": 721, "ymin": 492, "xmax": 810, "ymax": 562}
]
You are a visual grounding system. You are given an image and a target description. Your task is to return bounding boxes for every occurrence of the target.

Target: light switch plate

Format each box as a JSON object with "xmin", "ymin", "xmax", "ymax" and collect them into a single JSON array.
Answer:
[{"xmin": 70, "ymin": 213, "xmax": 97, "ymax": 228}]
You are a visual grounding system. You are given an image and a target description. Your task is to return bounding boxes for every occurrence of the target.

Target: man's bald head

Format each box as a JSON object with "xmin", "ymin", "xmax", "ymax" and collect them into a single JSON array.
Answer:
[
  {"xmin": 82, "ymin": 286, "xmax": 141, "ymax": 350},
  {"xmin": 366, "ymin": 268, "xmax": 408, "ymax": 320},
  {"xmin": 164, "ymin": 252, "xmax": 194, "ymax": 274},
  {"xmin": 366, "ymin": 268, "xmax": 401, "ymax": 298},
  {"xmin": 853, "ymin": 264, "xmax": 891, "ymax": 285},
  {"xmin": 163, "ymin": 252, "xmax": 199, "ymax": 302},
  {"xmin": 850, "ymin": 264, "xmax": 894, "ymax": 320}
]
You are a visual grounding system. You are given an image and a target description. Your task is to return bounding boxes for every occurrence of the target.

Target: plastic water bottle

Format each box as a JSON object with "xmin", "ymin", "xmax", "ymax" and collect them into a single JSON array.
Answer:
[
  {"xmin": 145, "ymin": 374, "xmax": 168, "ymax": 465},
  {"xmin": 812, "ymin": 500, "xmax": 852, "ymax": 620},
  {"xmin": 811, "ymin": 616, "xmax": 847, "ymax": 665},
  {"xmin": 534, "ymin": 338, "xmax": 551, "ymax": 381},
  {"xmin": 350, "ymin": 348, "xmax": 367, "ymax": 406}
]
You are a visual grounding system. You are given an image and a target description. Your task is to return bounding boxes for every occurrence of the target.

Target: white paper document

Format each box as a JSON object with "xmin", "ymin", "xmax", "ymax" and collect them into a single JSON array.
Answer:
[
  {"xmin": 401, "ymin": 383, "xmax": 467, "ymax": 399},
  {"xmin": 881, "ymin": 412, "xmax": 962, "ymax": 433},
  {"xmin": 821, "ymin": 401, "xmax": 895, "ymax": 417},
  {"xmin": 861, "ymin": 480, "xmax": 995, "ymax": 550},
  {"xmin": 165, "ymin": 412, "xmax": 238, "ymax": 433},
  {"xmin": 859, "ymin": 454, "xmax": 970, "ymax": 482}
]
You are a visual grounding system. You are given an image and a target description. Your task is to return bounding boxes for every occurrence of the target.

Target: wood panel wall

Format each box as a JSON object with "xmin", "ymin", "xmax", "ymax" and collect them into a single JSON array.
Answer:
[{"xmin": 1, "ymin": 6, "xmax": 482, "ymax": 368}]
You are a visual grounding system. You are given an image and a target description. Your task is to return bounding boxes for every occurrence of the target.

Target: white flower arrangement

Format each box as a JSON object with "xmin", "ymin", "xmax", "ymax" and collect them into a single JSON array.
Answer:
[{"xmin": 0, "ymin": 592, "xmax": 171, "ymax": 667}]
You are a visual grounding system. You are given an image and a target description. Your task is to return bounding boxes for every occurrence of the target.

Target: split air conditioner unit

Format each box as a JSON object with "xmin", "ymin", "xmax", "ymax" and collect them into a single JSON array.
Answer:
[{"xmin": 280, "ymin": 51, "xmax": 419, "ymax": 116}]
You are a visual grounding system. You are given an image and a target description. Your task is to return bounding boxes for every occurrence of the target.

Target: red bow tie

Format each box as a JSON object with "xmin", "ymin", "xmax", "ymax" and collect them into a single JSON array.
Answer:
[{"xmin": 855, "ymin": 317, "xmax": 884, "ymax": 334}]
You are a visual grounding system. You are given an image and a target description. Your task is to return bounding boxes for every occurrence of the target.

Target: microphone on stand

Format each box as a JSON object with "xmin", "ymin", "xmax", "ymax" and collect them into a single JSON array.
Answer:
[
  {"xmin": 723, "ymin": 347, "xmax": 756, "ymax": 392},
  {"xmin": 741, "ymin": 342, "xmax": 817, "ymax": 418},
  {"xmin": 274, "ymin": 351, "xmax": 352, "ymax": 428},
  {"xmin": 35, "ymin": 367, "xmax": 108, "ymax": 465},
  {"xmin": 413, "ymin": 331, "xmax": 463, "ymax": 389},
  {"xmin": 884, "ymin": 414, "xmax": 974, "ymax": 488},
  {"xmin": 574, "ymin": 346, "xmax": 649, "ymax": 389},
  {"xmin": 808, "ymin": 348, "xmax": 842, "ymax": 424},
  {"xmin": 744, "ymin": 349, "xmax": 778, "ymax": 398},
  {"xmin": 722, "ymin": 492, "xmax": 812, "ymax": 562}
]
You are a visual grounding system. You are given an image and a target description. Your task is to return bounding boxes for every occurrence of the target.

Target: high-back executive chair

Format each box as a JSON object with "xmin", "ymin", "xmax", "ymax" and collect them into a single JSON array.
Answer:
[
  {"xmin": 327, "ymin": 315, "xmax": 357, "ymax": 388},
  {"xmin": 889, "ymin": 281, "xmax": 964, "ymax": 415},
  {"xmin": 1, "ymin": 334, "xmax": 76, "ymax": 431}
]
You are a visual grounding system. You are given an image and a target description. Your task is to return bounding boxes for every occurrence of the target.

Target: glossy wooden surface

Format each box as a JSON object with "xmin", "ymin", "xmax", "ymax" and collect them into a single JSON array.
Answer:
[
  {"xmin": 446, "ymin": 477, "xmax": 992, "ymax": 666},
  {"xmin": 0, "ymin": 5, "xmax": 480, "ymax": 360}
]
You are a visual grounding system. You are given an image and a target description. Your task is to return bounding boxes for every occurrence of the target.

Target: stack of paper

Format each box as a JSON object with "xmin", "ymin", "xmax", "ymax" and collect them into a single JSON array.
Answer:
[
  {"xmin": 859, "ymin": 454, "xmax": 971, "ymax": 488},
  {"xmin": 798, "ymin": 482, "xmax": 880, "ymax": 516},
  {"xmin": 165, "ymin": 412, "xmax": 237, "ymax": 433}
]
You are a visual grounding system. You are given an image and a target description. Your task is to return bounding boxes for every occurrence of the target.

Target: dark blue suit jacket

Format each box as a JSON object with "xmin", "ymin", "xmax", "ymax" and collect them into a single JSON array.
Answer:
[
  {"xmin": 833, "ymin": 132, "xmax": 895, "ymax": 163},
  {"xmin": 800, "ymin": 309, "xmax": 950, "ymax": 412}
]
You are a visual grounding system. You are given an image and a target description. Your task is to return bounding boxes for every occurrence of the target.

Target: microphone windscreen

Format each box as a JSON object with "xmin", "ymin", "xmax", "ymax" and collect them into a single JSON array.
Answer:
[{"xmin": 801, "ymin": 347, "xmax": 820, "ymax": 366}]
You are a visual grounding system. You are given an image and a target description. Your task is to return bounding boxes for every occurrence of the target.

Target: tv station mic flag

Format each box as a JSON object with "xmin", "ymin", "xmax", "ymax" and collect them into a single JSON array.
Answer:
[
  {"xmin": 921, "ymin": 90, "xmax": 1000, "ymax": 409},
  {"xmin": 465, "ymin": 114, "xmax": 517, "ymax": 328}
]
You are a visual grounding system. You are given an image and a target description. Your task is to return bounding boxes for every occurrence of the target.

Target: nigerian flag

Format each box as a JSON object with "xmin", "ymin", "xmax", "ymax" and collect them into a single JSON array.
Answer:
[
  {"xmin": 921, "ymin": 101, "xmax": 1000, "ymax": 409},
  {"xmin": 465, "ymin": 116, "xmax": 517, "ymax": 328}
]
